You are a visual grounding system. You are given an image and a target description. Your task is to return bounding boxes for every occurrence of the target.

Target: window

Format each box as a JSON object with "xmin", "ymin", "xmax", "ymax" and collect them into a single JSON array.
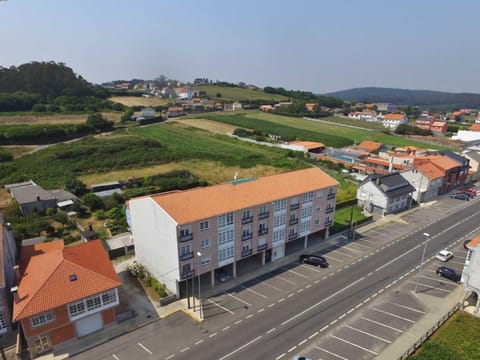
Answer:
[
  {"xmin": 86, "ymin": 296, "xmax": 102, "ymax": 311},
  {"xmin": 68, "ymin": 290, "xmax": 118, "ymax": 320},
  {"xmin": 317, "ymin": 191, "xmax": 323, "ymax": 199},
  {"xmin": 260, "ymin": 205, "xmax": 267, "ymax": 214},
  {"xmin": 0, "ymin": 313, "xmax": 6, "ymax": 333},
  {"xmin": 68, "ymin": 301, "xmax": 85, "ymax": 317},
  {"xmin": 300, "ymin": 220, "xmax": 311, "ymax": 233},
  {"xmin": 218, "ymin": 229, "xmax": 234, "ymax": 246},
  {"xmin": 30, "ymin": 311, "xmax": 55, "ymax": 328},
  {"xmin": 201, "ymin": 257, "xmax": 211, "ymax": 266},
  {"xmin": 315, "ymin": 206, "xmax": 321, "ymax": 214},
  {"xmin": 302, "ymin": 192, "xmax": 314, "ymax": 204},
  {"xmin": 243, "ymin": 210, "xmax": 251, "ymax": 218},
  {"xmin": 200, "ymin": 221, "xmax": 209, "ymax": 231},
  {"xmin": 201, "ymin": 239, "xmax": 210, "ymax": 249},
  {"xmin": 273, "ymin": 229, "xmax": 285, "ymax": 243},
  {"xmin": 243, "ymin": 228, "xmax": 251, "ymax": 235},
  {"xmin": 273, "ymin": 214, "xmax": 286, "ymax": 227},
  {"xmin": 219, "ymin": 246, "xmax": 234, "ymax": 262},
  {"xmin": 179, "ymin": 228, "xmax": 190, "ymax": 237},
  {"xmin": 301, "ymin": 206, "xmax": 312, "ymax": 219},
  {"xmin": 218, "ymin": 212, "xmax": 234, "ymax": 228},
  {"xmin": 273, "ymin": 199, "xmax": 287, "ymax": 212},
  {"xmin": 315, "ymin": 219, "xmax": 320, "ymax": 226},
  {"xmin": 181, "ymin": 244, "xmax": 192, "ymax": 255},
  {"xmin": 101, "ymin": 290, "xmax": 117, "ymax": 306}
]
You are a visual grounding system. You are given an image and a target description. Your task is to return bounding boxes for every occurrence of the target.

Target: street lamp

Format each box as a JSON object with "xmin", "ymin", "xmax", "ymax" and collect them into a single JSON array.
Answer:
[
  {"xmin": 196, "ymin": 251, "xmax": 203, "ymax": 320},
  {"xmin": 414, "ymin": 232, "xmax": 430, "ymax": 293}
]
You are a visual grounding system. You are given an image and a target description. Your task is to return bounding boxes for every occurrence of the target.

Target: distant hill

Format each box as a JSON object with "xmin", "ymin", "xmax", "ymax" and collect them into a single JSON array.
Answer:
[{"xmin": 325, "ymin": 87, "xmax": 480, "ymax": 110}]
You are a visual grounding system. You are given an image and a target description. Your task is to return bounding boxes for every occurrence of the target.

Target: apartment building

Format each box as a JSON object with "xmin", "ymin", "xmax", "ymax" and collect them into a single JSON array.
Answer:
[{"xmin": 127, "ymin": 168, "xmax": 338, "ymax": 297}]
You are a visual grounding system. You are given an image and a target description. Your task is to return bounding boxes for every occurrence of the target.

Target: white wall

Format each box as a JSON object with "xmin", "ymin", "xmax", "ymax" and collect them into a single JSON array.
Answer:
[
  {"xmin": 357, "ymin": 182, "xmax": 387, "ymax": 211},
  {"xmin": 129, "ymin": 198, "xmax": 180, "ymax": 296}
]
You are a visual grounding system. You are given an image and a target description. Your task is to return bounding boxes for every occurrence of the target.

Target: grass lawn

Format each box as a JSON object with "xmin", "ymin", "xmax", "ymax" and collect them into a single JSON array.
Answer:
[
  {"xmin": 331, "ymin": 205, "xmax": 367, "ymax": 234},
  {"xmin": 110, "ymin": 96, "xmax": 169, "ymax": 107},
  {"xmin": 193, "ymin": 85, "xmax": 288, "ymax": 102},
  {"xmin": 0, "ymin": 112, "xmax": 122, "ymax": 125},
  {"xmin": 407, "ymin": 311, "xmax": 480, "ymax": 360}
]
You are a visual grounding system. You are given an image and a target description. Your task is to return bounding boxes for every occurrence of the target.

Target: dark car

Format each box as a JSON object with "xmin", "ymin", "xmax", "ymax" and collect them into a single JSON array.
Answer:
[
  {"xmin": 450, "ymin": 192, "xmax": 470, "ymax": 201},
  {"xmin": 216, "ymin": 268, "xmax": 231, "ymax": 283},
  {"xmin": 299, "ymin": 254, "xmax": 328, "ymax": 268},
  {"xmin": 436, "ymin": 266, "xmax": 460, "ymax": 282}
]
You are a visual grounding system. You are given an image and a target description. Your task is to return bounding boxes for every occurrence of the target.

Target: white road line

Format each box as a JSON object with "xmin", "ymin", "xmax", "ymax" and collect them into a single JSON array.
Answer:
[
  {"xmin": 283, "ymin": 267, "xmax": 309, "ymax": 279},
  {"xmin": 240, "ymin": 285, "xmax": 268, "ymax": 299},
  {"xmin": 388, "ymin": 301, "xmax": 426, "ymax": 314},
  {"xmin": 356, "ymin": 238, "xmax": 377, "ymax": 245},
  {"xmin": 419, "ymin": 274, "xmax": 458, "ymax": 284},
  {"xmin": 207, "ymin": 299, "xmax": 235, "ymax": 314},
  {"xmin": 330, "ymin": 335, "xmax": 378, "ymax": 355},
  {"xmin": 267, "ymin": 327, "xmax": 276, "ymax": 334},
  {"xmin": 277, "ymin": 275, "xmax": 296, "ymax": 285},
  {"xmin": 314, "ymin": 345, "xmax": 348, "ymax": 360},
  {"xmin": 288, "ymin": 346, "xmax": 297, "ymax": 353},
  {"xmin": 306, "ymin": 284, "xmax": 312, "ymax": 288},
  {"xmin": 375, "ymin": 241, "xmax": 424, "ymax": 272},
  {"xmin": 344, "ymin": 324, "xmax": 392, "ymax": 343},
  {"xmin": 258, "ymin": 308, "xmax": 264, "ymax": 313},
  {"xmin": 138, "ymin": 343, "xmax": 153, "ymax": 355},
  {"xmin": 324, "ymin": 254, "xmax": 344, "ymax": 262},
  {"xmin": 361, "ymin": 316, "xmax": 403, "ymax": 332},
  {"xmin": 260, "ymin": 281, "xmax": 283, "ymax": 292},
  {"xmin": 165, "ymin": 355, "xmax": 175, "ymax": 360},
  {"xmin": 234, "ymin": 320, "xmax": 242, "ymax": 325},
  {"xmin": 311, "ymin": 330, "xmax": 321, "ymax": 337},
  {"xmin": 227, "ymin": 292, "xmax": 251, "ymax": 306},
  {"xmin": 180, "ymin": 347, "xmax": 190, "ymax": 353},
  {"xmin": 281, "ymin": 276, "xmax": 366, "ymax": 326},
  {"xmin": 278, "ymin": 297, "xmax": 285, "ymax": 303},
  {"xmin": 448, "ymin": 260, "xmax": 466, "ymax": 266},
  {"xmin": 275, "ymin": 354, "xmax": 286, "ymax": 360},
  {"xmin": 297, "ymin": 288, "xmax": 304, "ymax": 293},
  {"xmin": 333, "ymin": 248, "xmax": 354, "ymax": 257},
  {"xmin": 300, "ymin": 264, "xmax": 322, "ymax": 273},
  {"xmin": 288, "ymin": 293, "xmax": 295, "ymax": 298},
  {"xmin": 330, "ymin": 319, "xmax": 338, "ymax": 325},
  {"xmin": 218, "ymin": 336, "xmax": 262, "ymax": 360},
  {"xmin": 112, "ymin": 355, "xmax": 120, "ymax": 360},
  {"xmin": 298, "ymin": 339, "xmax": 307, "ymax": 346},
  {"xmin": 342, "ymin": 245, "xmax": 363, "ymax": 254},
  {"xmin": 349, "ymin": 241, "xmax": 371, "ymax": 250},
  {"xmin": 209, "ymin": 332, "xmax": 217, "ymax": 338},
  {"xmin": 222, "ymin": 326, "xmax": 230, "ymax": 331},
  {"xmin": 408, "ymin": 281, "xmax": 451, "ymax": 293},
  {"xmin": 246, "ymin": 314, "xmax": 254, "ymax": 318},
  {"xmin": 339, "ymin": 313, "xmax": 346, "ymax": 319},
  {"xmin": 195, "ymin": 339, "xmax": 204, "ymax": 345},
  {"xmin": 268, "ymin": 303, "xmax": 275, "ymax": 308}
]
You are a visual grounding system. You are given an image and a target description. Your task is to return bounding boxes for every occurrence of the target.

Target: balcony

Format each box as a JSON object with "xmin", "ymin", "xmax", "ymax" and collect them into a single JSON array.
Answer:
[
  {"xmin": 257, "ymin": 243, "xmax": 268, "ymax": 251},
  {"xmin": 290, "ymin": 203, "xmax": 299, "ymax": 211},
  {"xmin": 242, "ymin": 233, "xmax": 253, "ymax": 241},
  {"xmin": 258, "ymin": 228, "xmax": 269, "ymax": 236},
  {"xmin": 241, "ymin": 248, "xmax": 253, "ymax": 258},
  {"xmin": 326, "ymin": 207, "xmax": 334, "ymax": 214},
  {"xmin": 288, "ymin": 232, "xmax": 298, "ymax": 241},
  {"xmin": 325, "ymin": 220, "xmax": 333, "ymax": 227},
  {"xmin": 242, "ymin": 216, "xmax": 253, "ymax": 225},
  {"xmin": 289, "ymin": 218, "xmax": 298, "ymax": 226},
  {"xmin": 327, "ymin": 192, "xmax": 336, "ymax": 200},
  {"xmin": 179, "ymin": 252, "xmax": 194, "ymax": 261},
  {"xmin": 258, "ymin": 211, "xmax": 269, "ymax": 220},
  {"xmin": 178, "ymin": 233, "xmax": 193, "ymax": 242},
  {"xmin": 181, "ymin": 270, "xmax": 194, "ymax": 279}
]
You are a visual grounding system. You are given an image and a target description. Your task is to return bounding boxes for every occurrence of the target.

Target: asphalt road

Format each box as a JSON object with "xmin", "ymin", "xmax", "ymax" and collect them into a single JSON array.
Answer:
[{"xmin": 73, "ymin": 197, "xmax": 480, "ymax": 360}]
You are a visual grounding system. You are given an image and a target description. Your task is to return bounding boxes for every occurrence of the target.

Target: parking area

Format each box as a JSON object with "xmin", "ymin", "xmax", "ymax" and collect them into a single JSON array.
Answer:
[{"xmin": 302, "ymin": 241, "xmax": 468, "ymax": 360}]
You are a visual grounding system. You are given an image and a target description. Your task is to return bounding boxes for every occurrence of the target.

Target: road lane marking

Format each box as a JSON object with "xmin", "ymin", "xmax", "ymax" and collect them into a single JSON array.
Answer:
[
  {"xmin": 240, "ymin": 285, "xmax": 268, "ymax": 299},
  {"xmin": 260, "ymin": 281, "xmax": 283, "ymax": 292},
  {"xmin": 333, "ymin": 248, "xmax": 354, "ymax": 257},
  {"xmin": 180, "ymin": 347, "xmax": 190, "ymax": 352},
  {"xmin": 218, "ymin": 335, "xmax": 262, "ymax": 360},
  {"xmin": 348, "ymin": 242, "xmax": 371, "ymax": 249},
  {"xmin": 388, "ymin": 301, "xmax": 426, "ymax": 314},
  {"xmin": 344, "ymin": 324, "xmax": 392, "ymax": 343},
  {"xmin": 330, "ymin": 335, "xmax": 378, "ymax": 355},
  {"xmin": 195, "ymin": 339, "xmax": 204, "ymax": 345},
  {"xmin": 341, "ymin": 245, "xmax": 363, "ymax": 254},
  {"xmin": 138, "ymin": 343, "xmax": 152, "ymax": 355},
  {"xmin": 408, "ymin": 281, "xmax": 451, "ymax": 293},
  {"xmin": 311, "ymin": 330, "xmax": 320, "ymax": 337},
  {"xmin": 246, "ymin": 314, "xmax": 254, "ymax": 318},
  {"xmin": 268, "ymin": 303, "xmax": 275, "ymax": 308},
  {"xmin": 267, "ymin": 327, "xmax": 276, "ymax": 334},
  {"xmin": 112, "ymin": 355, "xmax": 120, "ymax": 360},
  {"xmin": 258, "ymin": 308, "xmax": 265, "ymax": 313},
  {"xmin": 276, "ymin": 275, "xmax": 296, "ymax": 285},
  {"xmin": 300, "ymin": 264, "xmax": 322, "ymax": 273},
  {"xmin": 361, "ymin": 316, "xmax": 403, "ymax": 332},
  {"xmin": 278, "ymin": 297, "xmax": 285, "ymax": 303},
  {"xmin": 281, "ymin": 276, "xmax": 366, "ymax": 326},
  {"xmin": 227, "ymin": 292, "xmax": 251, "ymax": 306},
  {"xmin": 375, "ymin": 241, "xmax": 424, "ymax": 272},
  {"xmin": 234, "ymin": 320, "xmax": 242, "ymax": 325},
  {"xmin": 275, "ymin": 354, "xmax": 286, "ymax": 360},
  {"xmin": 314, "ymin": 345, "xmax": 348, "ymax": 360},
  {"xmin": 288, "ymin": 345, "xmax": 297, "ymax": 353},
  {"xmin": 298, "ymin": 339, "xmax": 307, "ymax": 346},
  {"xmin": 282, "ymin": 267, "xmax": 309, "ymax": 279},
  {"xmin": 165, "ymin": 355, "xmax": 175, "ymax": 360},
  {"xmin": 209, "ymin": 332, "xmax": 217, "ymax": 338},
  {"xmin": 222, "ymin": 326, "xmax": 230, "ymax": 331},
  {"xmin": 207, "ymin": 299, "xmax": 235, "ymax": 314},
  {"xmin": 324, "ymin": 254, "xmax": 344, "ymax": 262}
]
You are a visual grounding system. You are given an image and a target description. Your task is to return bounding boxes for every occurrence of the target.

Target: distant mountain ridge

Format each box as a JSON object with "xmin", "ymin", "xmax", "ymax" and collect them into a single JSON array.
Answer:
[{"xmin": 324, "ymin": 87, "xmax": 480, "ymax": 110}]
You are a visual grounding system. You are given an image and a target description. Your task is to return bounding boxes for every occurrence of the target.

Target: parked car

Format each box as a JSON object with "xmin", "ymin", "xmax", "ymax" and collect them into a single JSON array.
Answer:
[
  {"xmin": 461, "ymin": 188, "xmax": 477, "ymax": 197},
  {"xmin": 436, "ymin": 249, "xmax": 453, "ymax": 262},
  {"xmin": 216, "ymin": 268, "xmax": 231, "ymax": 283},
  {"xmin": 436, "ymin": 266, "xmax": 460, "ymax": 282},
  {"xmin": 292, "ymin": 356, "xmax": 312, "ymax": 360},
  {"xmin": 299, "ymin": 254, "xmax": 328, "ymax": 268},
  {"xmin": 450, "ymin": 192, "xmax": 470, "ymax": 201}
]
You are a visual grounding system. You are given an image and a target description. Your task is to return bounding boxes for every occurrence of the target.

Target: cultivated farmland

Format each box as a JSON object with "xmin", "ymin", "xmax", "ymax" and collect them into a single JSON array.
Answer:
[{"xmin": 110, "ymin": 96, "xmax": 169, "ymax": 107}]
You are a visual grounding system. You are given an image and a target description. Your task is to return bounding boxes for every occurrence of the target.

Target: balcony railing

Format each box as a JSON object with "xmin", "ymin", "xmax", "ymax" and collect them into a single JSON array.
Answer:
[
  {"xmin": 242, "ymin": 216, "xmax": 253, "ymax": 225},
  {"xmin": 181, "ymin": 270, "xmax": 194, "ymax": 279},
  {"xmin": 178, "ymin": 233, "xmax": 193, "ymax": 242},
  {"xmin": 326, "ymin": 207, "xmax": 334, "ymax": 214},
  {"xmin": 288, "ymin": 232, "xmax": 298, "ymax": 241},
  {"xmin": 258, "ymin": 228, "xmax": 269, "ymax": 236},
  {"xmin": 289, "ymin": 218, "xmax": 298, "ymax": 226},
  {"xmin": 290, "ymin": 203, "xmax": 299, "ymax": 211},
  {"xmin": 241, "ymin": 249, "xmax": 253, "ymax": 258},
  {"xmin": 324, "ymin": 220, "xmax": 333, "ymax": 227},
  {"xmin": 257, "ymin": 243, "xmax": 268, "ymax": 251},
  {"xmin": 258, "ymin": 211, "xmax": 269, "ymax": 220},
  {"xmin": 179, "ymin": 252, "xmax": 194, "ymax": 261},
  {"xmin": 327, "ymin": 192, "xmax": 336, "ymax": 200},
  {"xmin": 242, "ymin": 233, "xmax": 253, "ymax": 241}
]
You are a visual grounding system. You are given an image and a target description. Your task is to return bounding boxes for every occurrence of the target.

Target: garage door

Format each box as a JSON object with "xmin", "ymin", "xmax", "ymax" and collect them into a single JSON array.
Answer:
[{"xmin": 75, "ymin": 313, "xmax": 103, "ymax": 337}]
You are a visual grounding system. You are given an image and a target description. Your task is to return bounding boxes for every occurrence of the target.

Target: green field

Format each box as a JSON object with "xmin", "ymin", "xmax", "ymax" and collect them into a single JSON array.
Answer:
[
  {"xmin": 407, "ymin": 311, "xmax": 480, "ymax": 360},
  {"xmin": 193, "ymin": 85, "xmax": 289, "ymax": 102},
  {"xmin": 200, "ymin": 111, "xmax": 453, "ymax": 150}
]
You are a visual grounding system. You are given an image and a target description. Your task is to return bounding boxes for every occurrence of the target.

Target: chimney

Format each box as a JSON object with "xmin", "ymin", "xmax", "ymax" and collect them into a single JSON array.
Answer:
[
  {"xmin": 11, "ymin": 286, "xmax": 19, "ymax": 303},
  {"xmin": 13, "ymin": 265, "xmax": 20, "ymax": 283}
]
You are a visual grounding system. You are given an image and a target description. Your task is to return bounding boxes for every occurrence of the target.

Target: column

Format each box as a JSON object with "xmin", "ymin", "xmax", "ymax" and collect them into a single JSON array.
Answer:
[
  {"xmin": 211, "ymin": 270, "xmax": 215, "ymax": 287},
  {"xmin": 233, "ymin": 261, "xmax": 237, "ymax": 278},
  {"xmin": 304, "ymin": 234, "xmax": 308, "ymax": 248},
  {"xmin": 262, "ymin": 251, "xmax": 266, "ymax": 265}
]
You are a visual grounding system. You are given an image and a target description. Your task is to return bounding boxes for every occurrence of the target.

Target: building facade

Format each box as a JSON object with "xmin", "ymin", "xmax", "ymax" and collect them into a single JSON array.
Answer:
[
  {"xmin": 128, "ymin": 168, "xmax": 338, "ymax": 297},
  {"xmin": 0, "ymin": 214, "xmax": 17, "ymax": 335}
]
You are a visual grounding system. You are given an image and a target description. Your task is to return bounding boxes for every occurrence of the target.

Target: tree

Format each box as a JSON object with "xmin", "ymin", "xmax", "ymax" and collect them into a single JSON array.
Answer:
[
  {"xmin": 86, "ymin": 113, "xmax": 113, "ymax": 131},
  {"xmin": 81, "ymin": 193, "xmax": 104, "ymax": 211},
  {"xmin": 216, "ymin": 93, "xmax": 222, "ymax": 98},
  {"xmin": 121, "ymin": 109, "xmax": 134, "ymax": 123},
  {"xmin": 65, "ymin": 178, "xmax": 87, "ymax": 196},
  {"xmin": 32, "ymin": 103, "xmax": 47, "ymax": 112}
]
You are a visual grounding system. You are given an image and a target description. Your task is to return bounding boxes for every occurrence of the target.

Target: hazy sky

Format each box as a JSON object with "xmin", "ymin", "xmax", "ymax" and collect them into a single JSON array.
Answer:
[{"xmin": 1, "ymin": 0, "xmax": 479, "ymax": 93}]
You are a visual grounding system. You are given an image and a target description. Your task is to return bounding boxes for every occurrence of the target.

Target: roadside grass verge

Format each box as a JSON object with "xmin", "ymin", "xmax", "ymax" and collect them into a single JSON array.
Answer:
[{"xmin": 407, "ymin": 311, "xmax": 480, "ymax": 360}]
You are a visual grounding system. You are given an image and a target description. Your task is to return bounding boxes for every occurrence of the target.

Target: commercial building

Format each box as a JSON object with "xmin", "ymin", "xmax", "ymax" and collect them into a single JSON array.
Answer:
[{"xmin": 127, "ymin": 168, "xmax": 338, "ymax": 297}]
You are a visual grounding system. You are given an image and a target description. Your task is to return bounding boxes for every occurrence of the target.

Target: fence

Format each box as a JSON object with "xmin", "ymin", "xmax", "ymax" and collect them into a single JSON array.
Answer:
[{"xmin": 398, "ymin": 302, "xmax": 461, "ymax": 359}]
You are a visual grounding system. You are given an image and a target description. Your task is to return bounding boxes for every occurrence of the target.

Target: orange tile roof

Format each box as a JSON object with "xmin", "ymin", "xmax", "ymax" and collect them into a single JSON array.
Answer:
[
  {"xmin": 147, "ymin": 168, "xmax": 338, "ymax": 224},
  {"xmin": 358, "ymin": 140, "xmax": 383, "ymax": 152},
  {"xmin": 288, "ymin": 141, "xmax": 325, "ymax": 150},
  {"xmin": 383, "ymin": 114, "xmax": 407, "ymax": 120},
  {"xmin": 415, "ymin": 162, "xmax": 445, "ymax": 180},
  {"xmin": 13, "ymin": 240, "xmax": 121, "ymax": 321},
  {"xmin": 431, "ymin": 121, "xmax": 447, "ymax": 127},
  {"xmin": 469, "ymin": 124, "xmax": 480, "ymax": 131},
  {"xmin": 428, "ymin": 155, "xmax": 459, "ymax": 171},
  {"xmin": 467, "ymin": 235, "xmax": 480, "ymax": 249}
]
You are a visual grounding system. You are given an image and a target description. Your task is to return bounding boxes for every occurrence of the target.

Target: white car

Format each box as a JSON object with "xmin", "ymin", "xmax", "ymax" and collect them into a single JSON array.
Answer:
[{"xmin": 436, "ymin": 250, "xmax": 453, "ymax": 262}]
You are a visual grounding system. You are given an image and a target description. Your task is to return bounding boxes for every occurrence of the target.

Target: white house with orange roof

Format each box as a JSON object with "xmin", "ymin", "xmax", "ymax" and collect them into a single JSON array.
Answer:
[
  {"xmin": 12, "ymin": 240, "xmax": 121, "ymax": 358},
  {"xmin": 400, "ymin": 161, "xmax": 444, "ymax": 202},
  {"xmin": 127, "ymin": 168, "xmax": 338, "ymax": 297},
  {"xmin": 379, "ymin": 113, "xmax": 408, "ymax": 129}
]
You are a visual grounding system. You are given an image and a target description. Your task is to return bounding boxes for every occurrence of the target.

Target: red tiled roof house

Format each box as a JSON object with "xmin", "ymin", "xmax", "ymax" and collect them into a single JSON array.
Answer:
[{"xmin": 12, "ymin": 240, "xmax": 121, "ymax": 358}]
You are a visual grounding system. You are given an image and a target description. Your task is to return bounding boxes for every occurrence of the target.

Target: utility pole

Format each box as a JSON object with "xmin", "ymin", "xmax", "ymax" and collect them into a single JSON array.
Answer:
[
  {"xmin": 414, "ymin": 233, "xmax": 430, "ymax": 293},
  {"xmin": 348, "ymin": 204, "xmax": 354, "ymax": 240}
]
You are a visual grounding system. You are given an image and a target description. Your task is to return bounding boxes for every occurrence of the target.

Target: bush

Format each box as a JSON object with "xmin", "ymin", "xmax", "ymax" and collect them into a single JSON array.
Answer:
[
  {"xmin": 81, "ymin": 193, "xmax": 104, "ymax": 211},
  {"xmin": 32, "ymin": 103, "xmax": 47, "ymax": 112}
]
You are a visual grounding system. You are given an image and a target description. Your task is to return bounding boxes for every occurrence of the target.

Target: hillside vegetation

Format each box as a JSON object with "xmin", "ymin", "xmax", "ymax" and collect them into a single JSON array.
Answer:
[{"xmin": 193, "ymin": 85, "xmax": 288, "ymax": 102}]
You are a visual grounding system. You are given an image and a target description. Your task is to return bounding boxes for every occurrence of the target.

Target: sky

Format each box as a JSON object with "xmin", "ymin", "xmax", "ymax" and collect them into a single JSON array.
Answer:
[{"xmin": 1, "ymin": 0, "xmax": 480, "ymax": 94}]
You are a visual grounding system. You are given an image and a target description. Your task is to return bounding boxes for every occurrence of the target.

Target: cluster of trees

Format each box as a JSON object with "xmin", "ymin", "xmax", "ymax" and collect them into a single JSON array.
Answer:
[
  {"xmin": 263, "ymin": 86, "xmax": 344, "ymax": 108},
  {"xmin": 273, "ymin": 102, "xmax": 331, "ymax": 118},
  {"xmin": 395, "ymin": 124, "xmax": 433, "ymax": 136}
]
